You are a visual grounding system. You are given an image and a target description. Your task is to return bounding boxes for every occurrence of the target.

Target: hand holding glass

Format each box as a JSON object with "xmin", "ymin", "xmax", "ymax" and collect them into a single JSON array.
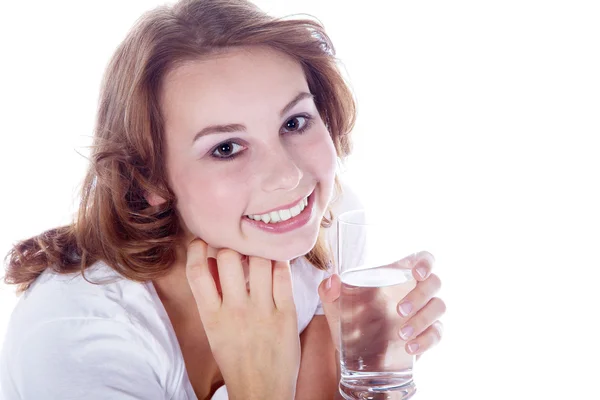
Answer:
[{"xmin": 337, "ymin": 209, "xmax": 423, "ymax": 400}]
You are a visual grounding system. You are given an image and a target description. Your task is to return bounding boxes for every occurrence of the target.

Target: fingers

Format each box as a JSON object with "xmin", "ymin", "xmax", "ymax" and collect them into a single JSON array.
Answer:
[
  {"xmin": 248, "ymin": 256, "xmax": 274, "ymax": 308},
  {"xmin": 215, "ymin": 248, "xmax": 248, "ymax": 306},
  {"xmin": 271, "ymin": 260, "xmax": 295, "ymax": 311},
  {"xmin": 404, "ymin": 320, "xmax": 444, "ymax": 356},
  {"xmin": 398, "ymin": 297, "xmax": 446, "ymax": 344},
  {"xmin": 185, "ymin": 239, "xmax": 221, "ymax": 312},
  {"xmin": 396, "ymin": 272, "xmax": 442, "ymax": 318},
  {"xmin": 411, "ymin": 251, "xmax": 435, "ymax": 281}
]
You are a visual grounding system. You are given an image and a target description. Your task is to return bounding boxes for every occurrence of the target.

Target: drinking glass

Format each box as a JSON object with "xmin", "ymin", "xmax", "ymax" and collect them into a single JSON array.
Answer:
[{"xmin": 337, "ymin": 209, "xmax": 422, "ymax": 400}]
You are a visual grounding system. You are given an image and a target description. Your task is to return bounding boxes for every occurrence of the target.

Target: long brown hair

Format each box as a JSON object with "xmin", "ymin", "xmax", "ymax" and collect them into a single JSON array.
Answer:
[{"xmin": 3, "ymin": 0, "xmax": 356, "ymax": 295}]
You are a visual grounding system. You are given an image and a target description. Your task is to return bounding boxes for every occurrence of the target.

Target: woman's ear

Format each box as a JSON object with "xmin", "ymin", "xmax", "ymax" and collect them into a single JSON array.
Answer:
[{"xmin": 145, "ymin": 191, "xmax": 167, "ymax": 207}]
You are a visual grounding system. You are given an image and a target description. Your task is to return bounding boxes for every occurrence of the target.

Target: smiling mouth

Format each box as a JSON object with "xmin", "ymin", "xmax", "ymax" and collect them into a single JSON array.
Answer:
[
  {"xmin": 243, "ymin": 191, "xmax": 313, "ymax": 224},
  {"xmin": 241, "ymin": 188, "xmax": 316, "ymax": 234}
]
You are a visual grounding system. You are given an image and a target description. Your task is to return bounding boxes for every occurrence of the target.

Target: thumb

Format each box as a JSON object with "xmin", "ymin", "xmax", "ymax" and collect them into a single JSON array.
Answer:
[{"xmin": 318, "ymin": 273, "xmax": 341, "ymax": 305}]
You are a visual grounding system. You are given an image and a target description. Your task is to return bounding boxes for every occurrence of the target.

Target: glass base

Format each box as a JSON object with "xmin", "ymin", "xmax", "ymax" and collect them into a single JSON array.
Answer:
[{"xmin": 339, "ymin": 373, "xmax": 416, "ymax": 400}]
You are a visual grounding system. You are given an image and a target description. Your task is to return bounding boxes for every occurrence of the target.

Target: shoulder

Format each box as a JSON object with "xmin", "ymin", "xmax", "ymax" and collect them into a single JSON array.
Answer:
[
  {"xmin": 0, "ymin": 261, "xmax": 187, "ymax": 398},
  {"xmin": 5, "ymin": 261, "xmax": 156, "ymax": 332},
  {"xmin": 0, "ymin": 313, "xmax": 168, "ymax": 399},
  {"xmin": 1, "ymin": 261, "xmax": 163, "ymax": 359}
]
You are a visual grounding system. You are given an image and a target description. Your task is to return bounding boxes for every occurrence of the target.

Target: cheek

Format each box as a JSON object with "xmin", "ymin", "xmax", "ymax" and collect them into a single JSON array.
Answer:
[
  {"xmin": 170, "ymin": 168, "xmax": 244, "ymax": 236},
  {"xmin": 301, "ymin": 129, "xmax": 338, "ymax": 179}
]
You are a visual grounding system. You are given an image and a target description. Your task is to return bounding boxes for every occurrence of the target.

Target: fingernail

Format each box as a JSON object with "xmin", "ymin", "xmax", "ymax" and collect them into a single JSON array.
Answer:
[
  {"xmin": 326, "ymin": 275, "xmax": 332, "ymax": 290},
  {"xmin": 408, "ymin": 343, "xmax": 419, "ymax": 354},
  {"xmin": 416, "ymin": 266, "xmax": 427, "ymax": 279},
  {"xmin": 398, "ymin": 302, "xmax": 412, "ymax": 317},
  {"xmin": 399, "ymin": 325, "xmax": 414, "ymax": 340}
]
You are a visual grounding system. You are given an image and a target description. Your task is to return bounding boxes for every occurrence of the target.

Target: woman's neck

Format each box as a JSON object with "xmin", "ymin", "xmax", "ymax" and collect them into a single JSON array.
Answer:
[{"xmin": 152, "ymin": 242, "xmax": 198, "ymax": 320}]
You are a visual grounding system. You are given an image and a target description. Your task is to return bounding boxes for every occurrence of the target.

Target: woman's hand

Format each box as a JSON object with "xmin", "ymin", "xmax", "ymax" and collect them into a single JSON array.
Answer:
[
  {"xmin": 185, "ymin": 238, "xmax": 301, "ymax": 400},
  {"xmin": 393, "ymin": 252, "xmax": 445, "ymax": 358},
  {"xmin": 318, "ymin": 251, "xmax": 445, "ymax": 360}
]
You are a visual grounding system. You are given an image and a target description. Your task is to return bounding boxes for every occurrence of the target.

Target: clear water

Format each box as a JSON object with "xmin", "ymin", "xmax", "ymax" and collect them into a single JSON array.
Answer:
[{"xmin": 339, "ymin": 265, "xmax": 418, "ymax": 400}]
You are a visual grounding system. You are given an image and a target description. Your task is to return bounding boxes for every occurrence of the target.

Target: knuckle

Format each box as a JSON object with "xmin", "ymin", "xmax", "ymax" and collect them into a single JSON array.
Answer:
[
  {"xmin": 431, "ymin": 321, "xmax": 443, "ymax": 342},
  {"xmin": 201, "ymin": 314, "xmax": 221, "ymax": 331},
  {"xmin": 426, "ymin": 273, "xmax": 442, "ymax": 293},
  {"xmin": 432, "ymin": 297, "xmax": 447, "ymax": 315},
  {"xmin": 189, "ymin": 238, "xmax": 206, "ymax": 250},
  {"xmin": 273, "ymin": 264, "xmax": 289, "ymax": 279},
  {"xmin": 425, "ymin": 296, "xmax": 445, "ymax": 315},
  {"xmin": 227, "ymin": 303, "xmax": 249, "ymax": 317},
  {"xmin": 411, "ymin": 312, "xmax": 429, "ymax": 332},
  {"xmin": 186, "ymin": 243, "xmax": 206, "ymax": 265},
  {"xmin": 185, "ymin": 267, "xmax": 201, "ymax": 283},
  {"xmin": 281, "ymin": 310, "xmax": 299, "ymax": 328},
  {"xmin": 412, "ymin": 281, "xmax": 430, "ymax": 300},
  {"xmin": 216, "ymin": 248, "xmax": 239, "ymax": 262},
  {"xmin": 185, "ymin": 265, "xmax": 205, "ymax": 284},
  {"xmin": 250, "ymin": 256, "xmax": 270, "ymax": 268},
  {"xmin": 255, "ymin": 304, "xmax": 275, "ymax": 317}
]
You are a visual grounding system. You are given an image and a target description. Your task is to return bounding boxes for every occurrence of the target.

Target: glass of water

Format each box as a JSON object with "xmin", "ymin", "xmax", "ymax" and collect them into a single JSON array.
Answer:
[{"xmin": 337, "ymin": 208, "xmax": 423, "ymax": 400}]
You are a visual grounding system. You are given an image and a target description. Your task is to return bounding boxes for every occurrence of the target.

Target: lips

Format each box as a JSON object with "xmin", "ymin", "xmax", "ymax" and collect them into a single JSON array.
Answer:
[{"xmin": 242, "ymin": 189, "xmax": 315, "ymax": 234}]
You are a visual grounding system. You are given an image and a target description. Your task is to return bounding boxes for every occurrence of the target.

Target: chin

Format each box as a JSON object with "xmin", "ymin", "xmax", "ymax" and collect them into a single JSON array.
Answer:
[{"xmin": 254, "ymin": 223, "xmax": 326, "ymax": 263}]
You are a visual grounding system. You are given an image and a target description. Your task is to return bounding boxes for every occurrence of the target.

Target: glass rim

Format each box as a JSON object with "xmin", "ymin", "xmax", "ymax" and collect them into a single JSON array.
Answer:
[{"xmin": 337, "ymin": 208, "xmax": 388, "ymax": 226}]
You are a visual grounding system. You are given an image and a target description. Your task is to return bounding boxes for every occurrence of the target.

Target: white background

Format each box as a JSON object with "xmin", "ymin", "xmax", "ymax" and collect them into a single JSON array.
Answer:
[{"xmin": 1, "ymin": 1, "xmax": 599, "ymax": 399}]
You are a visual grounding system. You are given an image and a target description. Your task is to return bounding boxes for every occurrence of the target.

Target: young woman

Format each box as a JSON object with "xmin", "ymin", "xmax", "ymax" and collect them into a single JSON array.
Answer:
[{"xmin": 0, "ymin": 1, "xmax": 445, "ymax": 399}]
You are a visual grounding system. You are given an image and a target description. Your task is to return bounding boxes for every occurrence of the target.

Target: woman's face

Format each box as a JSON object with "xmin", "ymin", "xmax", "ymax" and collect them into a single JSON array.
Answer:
[{"xmin": 157, "ymin": 46, "xmax": 338, "ymax": 261}]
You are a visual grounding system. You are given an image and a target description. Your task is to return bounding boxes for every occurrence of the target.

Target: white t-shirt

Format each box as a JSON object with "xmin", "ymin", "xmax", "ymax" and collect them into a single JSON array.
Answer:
[{"xmin": 0, "ymin": 180, "xmax": 364, "ymax": 400}]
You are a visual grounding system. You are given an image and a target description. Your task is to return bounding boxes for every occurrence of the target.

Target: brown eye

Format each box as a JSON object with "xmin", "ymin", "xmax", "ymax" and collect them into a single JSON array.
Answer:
[
  {"xmin": 216, "ymin": 143, "xmax": 233, "ymax": 156},
  {"xmin": 283, "ymin": 116, "xmax": 309, "ymax": 133},
  {"xmin": 211, "ymin": 141, "xmax": 243, "ymax": 159}
]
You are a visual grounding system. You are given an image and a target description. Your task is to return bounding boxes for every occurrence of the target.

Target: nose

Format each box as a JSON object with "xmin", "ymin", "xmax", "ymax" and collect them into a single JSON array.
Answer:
[{"xmin": 260, "ymin": 146, "xmax": 303, "ymax": 193}]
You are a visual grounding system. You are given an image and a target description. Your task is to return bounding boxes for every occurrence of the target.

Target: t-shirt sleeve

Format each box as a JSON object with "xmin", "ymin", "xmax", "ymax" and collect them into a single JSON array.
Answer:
[
  {"xmin": 314, "ymin": 298, "xmax": 326, "ymax": 315},
  {"xmin": 8, "ymin": 317, "xmax": 166, "ymax": 400}
]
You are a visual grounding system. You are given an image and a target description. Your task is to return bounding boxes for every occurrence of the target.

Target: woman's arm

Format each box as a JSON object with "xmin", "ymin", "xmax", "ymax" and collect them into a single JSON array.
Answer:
[{"xmin": 295, "ymin": 315, "xmax": 341, "ymax": 400}]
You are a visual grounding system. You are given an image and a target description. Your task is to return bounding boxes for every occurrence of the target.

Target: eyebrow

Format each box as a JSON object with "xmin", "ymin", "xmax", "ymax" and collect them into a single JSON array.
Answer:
[{"xmin": 192, "ymin": 91, "xmax": 315, "ymax": 143}]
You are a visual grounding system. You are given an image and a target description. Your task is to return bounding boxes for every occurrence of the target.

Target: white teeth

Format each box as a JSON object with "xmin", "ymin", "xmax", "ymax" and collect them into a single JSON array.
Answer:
[
  {"xmin": 269, "ymin": 210, "xmax": 281, "ymax": 223},
  {"xmin": 279, "ymin": 209, "xmax": 292, "ymax": 221},
  {"xmin": 290, "ymin": 203, "xmax": 301, "ymax": 217},
  {"xmin": 246, "ymin": 195, "xmax": 309, "ymax": 224}
]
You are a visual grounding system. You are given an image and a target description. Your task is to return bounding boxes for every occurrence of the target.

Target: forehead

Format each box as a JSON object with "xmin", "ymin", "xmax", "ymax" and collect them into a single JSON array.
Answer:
[{"xmin": 160, "ymin": 46, "xmax": 309, "ymax": 121}]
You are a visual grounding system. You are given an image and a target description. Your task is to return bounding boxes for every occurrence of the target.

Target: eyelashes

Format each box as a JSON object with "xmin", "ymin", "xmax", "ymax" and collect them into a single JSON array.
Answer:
[{"xmin": 209, "ymin": 114, "xmax": 315, "ymax": 161}]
